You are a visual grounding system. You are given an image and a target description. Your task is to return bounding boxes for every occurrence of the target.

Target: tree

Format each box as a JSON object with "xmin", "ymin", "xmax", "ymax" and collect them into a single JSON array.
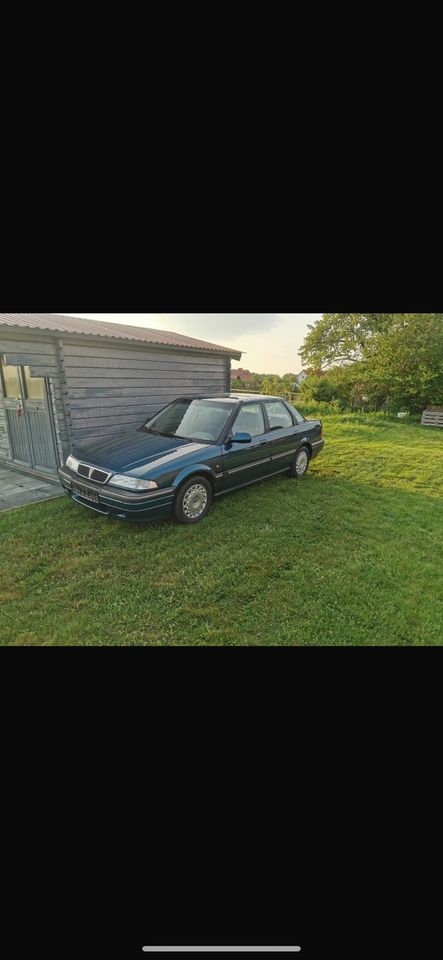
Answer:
[
  {"xmin": 300, "ymin": 314, "xmax": 393, "ymax": 368},
  {"xmin": 365, "ymin": 314, "xmax": 443, "ymax": 411},
  {"xmin": 261, "ymin": 375, "xmax": 281, "ymax": 396},
  {"xmin": 300, "ymin": 314, "xmax": 443, "ymax": 412},
  {"xmin": 299, "ymin": 374, "xmax": 336, "ymax": 403}
]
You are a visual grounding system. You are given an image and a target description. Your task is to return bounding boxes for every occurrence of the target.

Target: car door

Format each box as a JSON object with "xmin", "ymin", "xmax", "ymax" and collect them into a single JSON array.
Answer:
[
  {"xmin": 222, "ymin": 402, "xmax": 270, "ymax": 490},
  {"xmin": 262, "ymin": 399, "xmax": 299, "ymax": 470}
]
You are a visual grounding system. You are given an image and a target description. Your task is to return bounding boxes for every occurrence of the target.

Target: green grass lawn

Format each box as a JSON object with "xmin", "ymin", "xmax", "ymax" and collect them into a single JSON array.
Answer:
[{"xmin": 1, "ymin": 415, "xmax": 442, "ymax": 645}]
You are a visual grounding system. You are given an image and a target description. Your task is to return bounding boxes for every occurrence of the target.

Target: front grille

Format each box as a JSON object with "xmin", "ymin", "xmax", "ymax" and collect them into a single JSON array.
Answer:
[
  {"xmin": 90, "ymin": 468, "xmax": 110, "ymax": 483},
  {"xmin": 74, "ymin": 462, "xmax": 112, "ymax": 484}
]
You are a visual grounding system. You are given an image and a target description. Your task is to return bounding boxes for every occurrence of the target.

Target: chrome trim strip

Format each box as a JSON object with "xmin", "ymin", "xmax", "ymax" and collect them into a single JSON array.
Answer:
[
  {"xmin": 227, "ymin": 457, "xmax": 271, "ymax": 475},
  {"xmin": 216, "ymin": 465, "xmax": 290, "ymax": 495},
  {"xmin": 271, "ymin": 448, "xmax": 297, "ymax": 461},
  {"xmin": 311, "ymin": 439, "xmax": 324, "ymax": 448}
]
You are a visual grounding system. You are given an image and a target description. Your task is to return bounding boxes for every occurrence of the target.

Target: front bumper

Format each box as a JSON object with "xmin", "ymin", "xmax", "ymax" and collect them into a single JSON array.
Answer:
[{"xmin": 58, "ymin": 467, "xmax": 174, "ymax": 522}]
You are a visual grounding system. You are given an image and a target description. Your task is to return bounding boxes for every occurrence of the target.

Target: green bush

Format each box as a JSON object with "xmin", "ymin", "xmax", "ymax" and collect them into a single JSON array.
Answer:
[
  {"xmin": 294, "ymin": 399, "xmax": 421, "ymax": 424},
  {"xmin": 298, "ymin": 374, "xmax": 337, "ymax": 403}
]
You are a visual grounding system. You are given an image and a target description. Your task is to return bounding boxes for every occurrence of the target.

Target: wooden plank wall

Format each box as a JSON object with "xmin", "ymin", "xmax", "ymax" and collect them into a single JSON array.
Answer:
[
  {"xmin": 47, "ymin": 376, "xmax": 66, "ymax": 465},
  {"xmin": 0, "ymin": 331, "xmax": 233, "ymax": 462},
  {"xmin": 61, "ymin": 342, "xmax": 231, "ymax": 445},
  {"xmin": 0, "ymin": 338, "xmax": 58, "ymax": 375},
  {"xmin": 0, "ymin": 365, "xmax": 11, "ymax": 461}
]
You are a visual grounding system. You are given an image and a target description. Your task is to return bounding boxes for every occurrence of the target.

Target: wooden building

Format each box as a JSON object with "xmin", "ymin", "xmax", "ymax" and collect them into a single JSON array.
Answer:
[{"xmin": 0, "ymin": 314, "xmax": 241, "ymax": 477}]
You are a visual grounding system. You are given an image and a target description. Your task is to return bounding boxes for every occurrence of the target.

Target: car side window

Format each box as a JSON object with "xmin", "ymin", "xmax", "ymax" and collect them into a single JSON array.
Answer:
[
  {"xmin": 285, "ymin": 401, "xmax": 305, "ymax": 424},
  {"xmin": 265, "ymin": 401, "xmax": 294, "ymax": 431},
  {"xmin": 232, "ymin": 403, "xmax": 265, "ymax": 438}
]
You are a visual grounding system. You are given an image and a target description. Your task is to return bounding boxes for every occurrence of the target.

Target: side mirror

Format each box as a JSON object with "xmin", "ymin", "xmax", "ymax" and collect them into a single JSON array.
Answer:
[{"xmin": 230, "ymin": 431, "xmax": 252, "ymax": 444}]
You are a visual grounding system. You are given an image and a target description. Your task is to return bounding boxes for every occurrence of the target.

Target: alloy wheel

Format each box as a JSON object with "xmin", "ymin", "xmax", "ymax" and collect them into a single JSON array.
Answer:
[
  {"xmin": 182, "ymin": 483, "xmax": 209, "ymax": 520},
  {"xmin": 295, "ymin": 448, "xmax": 309, "ymax": 476}
]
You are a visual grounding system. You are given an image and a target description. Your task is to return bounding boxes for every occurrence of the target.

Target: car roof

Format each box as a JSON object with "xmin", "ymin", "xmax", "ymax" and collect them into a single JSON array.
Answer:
[
  {"xmin": 175, "ymin": 393, "xmax": 284, "ymax": 402},
  {"xmin": 229, "ymin": 393, "xmax": 282, "ymax": 401}
]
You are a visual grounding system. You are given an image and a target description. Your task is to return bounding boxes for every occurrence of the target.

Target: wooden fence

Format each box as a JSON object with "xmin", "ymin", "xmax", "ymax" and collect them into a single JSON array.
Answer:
[{"xmin": 421, "ymin": 408, "xmax": 443, "ymax": 428}]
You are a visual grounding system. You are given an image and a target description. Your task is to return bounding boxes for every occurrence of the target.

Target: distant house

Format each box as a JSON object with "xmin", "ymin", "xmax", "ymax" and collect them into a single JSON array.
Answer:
[
  {"xmin": 231, "ymin": 367, "xmax": 253, "ymax": 384},
  {"xmin": 0, "ymin": 313, "xmax": 241, "ymax": 478},
  {"xmin": 295, "ymin": 368, "xmax": 327, "ymax": 386}
]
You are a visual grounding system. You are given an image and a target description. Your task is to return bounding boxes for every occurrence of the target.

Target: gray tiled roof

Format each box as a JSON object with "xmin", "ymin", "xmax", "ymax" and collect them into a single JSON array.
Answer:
[{"xmin": 0, "ymin": 313, "xmax": 242, "ymax": 358}]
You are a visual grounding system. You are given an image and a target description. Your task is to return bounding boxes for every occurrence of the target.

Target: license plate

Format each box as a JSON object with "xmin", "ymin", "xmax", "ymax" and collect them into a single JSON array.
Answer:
[{"xmin": 72, "ymin": 482, "xmax": 100, "ymax": 504}]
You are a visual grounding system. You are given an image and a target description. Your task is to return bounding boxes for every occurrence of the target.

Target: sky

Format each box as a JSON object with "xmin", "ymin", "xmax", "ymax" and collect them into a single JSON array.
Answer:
[{"xmin": 63, "ymin": 314, "xmax": 322, "ymax": 376}]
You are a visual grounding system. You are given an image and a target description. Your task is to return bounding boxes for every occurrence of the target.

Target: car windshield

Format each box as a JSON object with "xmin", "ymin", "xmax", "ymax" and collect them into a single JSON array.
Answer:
[{"xmin": 143, "ymin": 399, "xmax": 236, "ymax": 443}]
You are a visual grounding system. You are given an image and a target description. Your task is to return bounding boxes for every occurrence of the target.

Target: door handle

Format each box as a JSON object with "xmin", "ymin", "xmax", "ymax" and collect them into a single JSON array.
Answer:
[{"xmin": 259, "ymin": 440, "xmax": 268, "ymax": 447}]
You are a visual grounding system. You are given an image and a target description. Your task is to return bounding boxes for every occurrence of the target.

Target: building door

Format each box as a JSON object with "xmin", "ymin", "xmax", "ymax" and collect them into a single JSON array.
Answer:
[{"xmin": 1, "ymin": 363, "xmax": 58, "ymax": 474}]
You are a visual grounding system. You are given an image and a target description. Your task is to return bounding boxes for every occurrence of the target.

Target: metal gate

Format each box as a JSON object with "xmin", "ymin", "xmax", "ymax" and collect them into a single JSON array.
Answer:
[{"xmin": 1, "ymin": 363, "xmax": 58, "ymax": 474}]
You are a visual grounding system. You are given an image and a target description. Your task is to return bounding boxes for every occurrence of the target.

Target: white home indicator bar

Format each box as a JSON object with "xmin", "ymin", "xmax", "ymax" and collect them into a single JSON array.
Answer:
[{"xmin": 142, "ymin": 949, "xmax": 301, "ymax": 954}]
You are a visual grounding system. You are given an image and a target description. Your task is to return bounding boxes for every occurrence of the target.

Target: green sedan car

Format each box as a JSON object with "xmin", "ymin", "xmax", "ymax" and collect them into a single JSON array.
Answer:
[{"xmin": 58, "ymin": 393, "xmax": 324, "ymax": 524}]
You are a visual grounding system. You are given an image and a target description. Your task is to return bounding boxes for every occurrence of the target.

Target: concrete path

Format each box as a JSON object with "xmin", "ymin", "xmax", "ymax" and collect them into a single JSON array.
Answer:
[{"xmin": 0, "ymin": 464, "xmax": 64, "ymax": 513}]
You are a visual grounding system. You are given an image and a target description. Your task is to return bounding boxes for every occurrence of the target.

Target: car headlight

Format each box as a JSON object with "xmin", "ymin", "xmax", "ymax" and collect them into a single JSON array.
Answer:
[
  {"xmin": 108, "ymin": 475, "xmax": 158, "ymax": 491},
  {"xmin": 66, "ymin": 455, "xmax": 80, "ymax": 472}
]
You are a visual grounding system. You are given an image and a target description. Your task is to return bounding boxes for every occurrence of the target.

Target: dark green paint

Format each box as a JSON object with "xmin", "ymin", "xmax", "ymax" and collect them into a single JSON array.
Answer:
[{"xmin": 58, "ymin": 395, "xmax": 324, "ymax": 522}]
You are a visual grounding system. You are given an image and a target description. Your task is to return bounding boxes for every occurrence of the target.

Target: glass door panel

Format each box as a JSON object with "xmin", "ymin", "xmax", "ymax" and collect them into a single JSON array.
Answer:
[
  {"xmin": 2, "ymin": 364, "xmax": 22, "ymax": 399},
  {"xmin": 23, "ymin": 366, "xmax": 46, "ymax": 401}
]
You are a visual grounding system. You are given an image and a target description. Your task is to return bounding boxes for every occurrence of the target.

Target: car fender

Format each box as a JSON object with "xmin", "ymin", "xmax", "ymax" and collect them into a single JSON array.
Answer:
[
  {"xmin": 172, "ymin": 463, "xmax": 217, "ymax": 491},
  {"xmin": 296, "ymin": 435, "xmax": 313, "ymax": 453}
]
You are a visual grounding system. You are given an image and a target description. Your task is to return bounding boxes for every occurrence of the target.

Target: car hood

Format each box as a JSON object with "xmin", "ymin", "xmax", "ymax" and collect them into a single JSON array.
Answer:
[{"xmin": 73, "ymin": 430, "xmax": 214, "ymax": 477}]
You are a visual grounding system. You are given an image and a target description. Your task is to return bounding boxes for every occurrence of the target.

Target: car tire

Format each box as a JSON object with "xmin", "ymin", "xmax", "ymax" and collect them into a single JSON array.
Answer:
[
  {"xmin": 290, "ymin": 445, "xmax": 311, "ymax": 479},
  {"xmin": 174, "ymin": 475, "xmax": 213, "ymax": 525}
]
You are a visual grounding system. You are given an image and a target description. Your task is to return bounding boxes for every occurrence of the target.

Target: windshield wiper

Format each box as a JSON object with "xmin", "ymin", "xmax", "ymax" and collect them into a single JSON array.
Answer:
[{"xmin": 145, "ymin": 429, "xmax": 191, "ymax": 440}]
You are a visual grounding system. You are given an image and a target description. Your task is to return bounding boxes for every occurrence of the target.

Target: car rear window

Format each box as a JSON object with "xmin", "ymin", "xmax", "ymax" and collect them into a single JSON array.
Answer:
[
  {"xmin": 284, "ymin": 402, "xmax": 305, "ymax": 424},
  {"xmin": 264, "ymin": 401, "xmax": 293, "ymax": 430}
]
